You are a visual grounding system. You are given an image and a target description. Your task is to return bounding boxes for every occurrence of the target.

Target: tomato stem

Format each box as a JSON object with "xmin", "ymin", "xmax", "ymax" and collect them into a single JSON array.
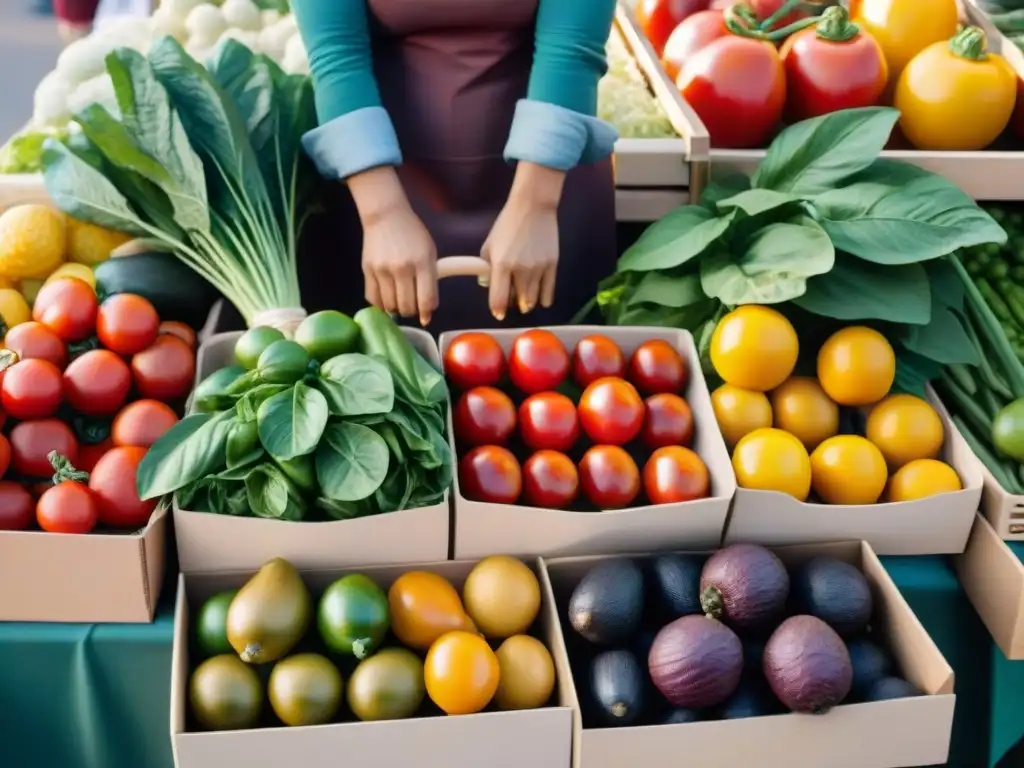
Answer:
[
  {"xmin": 48, "ymin": 451, "xmax": 89, "ymax": 485},
  {"xmin": 724, "ymin": 3, "xmax": 764, "ymax": 39},
  {"xmin": 757, "ymin": 0, "xmax": 803, "ymax": 31},
  {"xmin": 814, "ymin": 5, "xmax": 860, "ymax": 42},
  {"xmin": 949, "ymin": 25, "xmax": 990, "ymax": 60}
]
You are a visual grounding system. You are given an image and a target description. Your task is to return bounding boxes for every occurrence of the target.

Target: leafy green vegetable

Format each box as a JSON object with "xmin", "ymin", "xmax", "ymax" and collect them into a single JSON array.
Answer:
[
  {"xmin": 257, "ymin": 381, "xmax": 329, "ymax": 461},
  {"xmin": 137, "ymin": 411, "xmax": 234, "ymax": 499},
  {"xmin": 316, "ymin": 354, "xmax": 395, "ymax": 416},
  {"xmin": 315, "ymin": 423, "xmax": 390, "ymax": 502}
]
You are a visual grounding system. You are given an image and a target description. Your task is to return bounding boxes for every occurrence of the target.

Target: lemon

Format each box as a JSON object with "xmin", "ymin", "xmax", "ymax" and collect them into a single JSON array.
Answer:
[
  {"xmin": 66, "ymin": 218, "xmax": 132, "ymax": 265},
  {"xmin": 494, "ymin": 635, "xmax": 556, "ymax": 711},
  {"xmin": 0, "ymin": 289, "xmax": 32, "ymax": 332},
  {"xmin": 0, "ymin": 205, "xmax": 66, "ymax": 279},
  {"xmin": 865, "ymin": 394, "xmax": 944, "ymax": 469},
  {"xmin": 710, "ymin": 305, "xmax": 799, "ymax": 392},
  {"xmin": 887, "ymin": 459, "xmax": 962, "ymax": 502},
  {"xmin": 771, "ymin": 377, "xmax": 840, "ymax": 451},
  {"xmin": 711, "ymin": 384, "xmax": 773, "ymax": 447},
  {"xmin": 817, "ymin": 326, "xmax": 895, "ymax": 406},
  {"xmin": 46, "ymin": 263, "xmax": 96, "ymax": 290},
  {"xmin": 810, "ymin": 435, "xmax": 888, "ymax": 505},
  {"xmin": 17, "ymin": 279, "xmax": 45, "ymax": 308},
  {"xmin": 732, "ymin": 427, "xmax": 812, "ymax": 501}
]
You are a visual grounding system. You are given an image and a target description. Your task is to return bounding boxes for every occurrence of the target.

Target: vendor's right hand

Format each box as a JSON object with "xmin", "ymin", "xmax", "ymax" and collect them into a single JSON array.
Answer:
[{"xmin": 361, "ymin": 204, "xmax": 439, "ymax": 327}]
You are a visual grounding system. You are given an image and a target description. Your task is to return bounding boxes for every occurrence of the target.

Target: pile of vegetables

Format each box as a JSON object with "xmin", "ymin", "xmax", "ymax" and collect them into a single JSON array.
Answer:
[
  {"xmin": 137, "ymin": 308, "xmax": 453, "ymax": 521},
  {"xmin": 586, "ymin": 107, "xmax": 1006, "ymax": 396}
]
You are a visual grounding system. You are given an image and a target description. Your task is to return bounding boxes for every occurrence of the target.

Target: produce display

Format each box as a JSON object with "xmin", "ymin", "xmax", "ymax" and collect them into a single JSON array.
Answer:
[
  {"xmin": 187, "ymin": 555, "xmax": 557, "ymax": 730},
  {"xmin": 708, "ymin": 305, "xmax": 963, "ymax": 504},
  {"xmin": 138, "ymin": 307, "xmax": 452, "ymax": 521},
  {"xmin": 559, "ymin": 545, "xmax": 921, "ymax": 727},
  {"xmin": 447, "ymin": 330, "xmax": 713, "ymax": 510}
]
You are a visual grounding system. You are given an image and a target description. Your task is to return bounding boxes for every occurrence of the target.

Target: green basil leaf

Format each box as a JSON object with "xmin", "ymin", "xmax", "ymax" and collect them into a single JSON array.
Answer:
[
  {"xmin": 257, "ymin": 382, "xmax": 329, "ymax": 460},
  {"xmin": 627, "ymin": 271, "xmax": 706, "ymax": 308},
  {"xmin": 374, "ymin": 467, "xmax": 416, "ymax": 514},
  {"xmin": 616, "ymin": 206, "xmax": 734, "ymax": 273},
  {"xmin": 316, "ymin": 353, "xmax": 395, "ymax": 416},
  {"xmin": 272, "ymin": 454, "xmax": 317, "ymax": 494},
  {"xmin": 245, "ymin": 463, "xmax": 305, "ymax": 520},
  {"xmin": 226, "ymin": 420, "xmax": 261, "ymax": 468},
  {"xmin": 928, "ymin": 258, "xmax": 965, "ymax": 312},
  {"xmin": 793, "ymin": 254, "xmax": 931, "ymax": 324},
  {"xmin": 136, "ymin": 411, "xmax": 234, "ymax": 499},
  {"xmin": 715, "ymin": 189, "xmax": 801, "ymax": 217},
  {"xmin": 236, "ymin": 383, "xmax": 288, "ymax": 422},
  {"xmin": 752, "ymin": 107, "xmax": 899, "ymax": 194},
  {"xmin": 899, "ymin": 299, "xmax": 981, "ymax": 366},
  {"xmin": 315, "ymin": 422, "xmax": 389, "ymax": 502},
  {"xmin": 226, "ymin": 370, "xmax": 264, "ymax": 396},
  {"xmin": 698, "ymin": 173, "xmax": 751, "ymax": 210}
]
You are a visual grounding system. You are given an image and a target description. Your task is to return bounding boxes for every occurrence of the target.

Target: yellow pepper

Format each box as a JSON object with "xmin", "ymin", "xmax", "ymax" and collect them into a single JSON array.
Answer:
[{"xmin": 895, "ymin": 26, "xmax": 1017, "ymax": 151}]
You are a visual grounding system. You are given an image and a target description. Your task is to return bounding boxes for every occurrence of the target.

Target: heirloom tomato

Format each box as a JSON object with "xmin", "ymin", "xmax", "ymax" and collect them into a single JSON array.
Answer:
[
  {"xmin": 2, "ymin": 358, "xmax": 62, "ymax": 419},
  {"xmin": 97, "ymin": 294, "xmax": 159, "ymax": 356},
  {"xmin": 4, "ymin": 322, "xmax": 67, "ymax": 368},
  {"xmin": 643, "ymin": 446, "xmax": 710, "ymax": 504},
  {"xmin": 10, "ymin": 420, "xmax": 78, "ymax": 477},
  {"xmin": 895, "ymin": 26, "xmax": 1016, "ymax": 151},
  {"xmin": 454, "ymin": 387, "xmax": 517, "ymax": 447},
  {"xmin": 63, "ymin": 349, "xmax": 132, "ymax": 417},
  {"xmin": 579, "ymin": 445, "xmax": 640, "ymax": 509},
  {"xmin": 459, "ymin": 446, "xmax": 522, "ymax": 504},
  {"xmin": 636, "ymin": 0, "xmax": 713, "ymax": 56},
  {"xmin": 780, "ymin": 6, "xmax": 888, "ymax": 121},
  {"xmin": 578, "ymin": 377, "xmax": 644, "ymax": 445},
  {"xmin": 850, "ymin": 0, "xmax": 958, "ymax": 86},
  {"xmin": 37, "ymin": 482, "xmax": 98, "ymax": 534},
  {"xmin": 662, "ymin": 10, "xmax": 729, "ymax": 81},
  {"xmin": 508, "ymin": 330, "xmax": 569, "ymax": 394},
  {"xmin": 0, "ymin": 481, "xmax": 33, "ymax": 530},
  {"xmin": 518, "ymin": 392, "xmax": 580, "ymax": 452},
  {"xmin": 572, "ymin": 335, "xmax": 625, "ymax": 388},
  {"xmin": 628, "ymin": 339, "xmax": 687, "ymax": 395},
  {"xmin": 678, "ymin": 36, "xmax": 786, "ymax": 148},
  {"xmin": 89, "ymin": 446, "xmax": 156, "ymax": 528},
  {"xmin": 32, "ymin": 278, "xmax": 97, "ymax": 342},
  {"xmin": 522, "ymin": 450, "xmax": 579, "ymax": 509},
  {"xmin": 444, "ymin": 332, "xmax": 506, "ymax": 390},
  {"xmin": 641, "ymin": 393, "xmax": 694, "ymax": 448}
]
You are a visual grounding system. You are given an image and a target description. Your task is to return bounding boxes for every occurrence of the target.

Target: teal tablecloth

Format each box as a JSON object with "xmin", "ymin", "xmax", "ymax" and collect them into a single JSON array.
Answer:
[{"xmin": 0, "ymin": 557, "xmax": 1019, "ymax": 768}]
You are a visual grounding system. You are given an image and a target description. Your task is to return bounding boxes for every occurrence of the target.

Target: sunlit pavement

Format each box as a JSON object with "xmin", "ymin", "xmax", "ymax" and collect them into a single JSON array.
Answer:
[{"xmin": 0, "ymin": 3, "xmax": 62, "ymax": 142}]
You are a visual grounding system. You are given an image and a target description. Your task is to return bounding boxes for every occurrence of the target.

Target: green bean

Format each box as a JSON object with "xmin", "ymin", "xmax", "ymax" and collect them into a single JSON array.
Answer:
[
  {"xmin": 960, "ymin": 306, "xmax": 1015, "ymax": 400},
  {"xmin": 956, "ymin": 257, "xmax": 1024, "ymax": 398},
  {"xmin": 945, "ymin": 363, "xmax": 979, "ymax": 396}
]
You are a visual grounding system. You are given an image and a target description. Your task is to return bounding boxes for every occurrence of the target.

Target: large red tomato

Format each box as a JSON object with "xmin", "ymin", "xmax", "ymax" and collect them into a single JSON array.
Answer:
[
  {"xmin": 518, "ymin": 392, "xmax": 580, "ymax": 452},
  {"xmin": 2, "ymin": 359, "xmax": 63, "ymax": 420},
  {"xmin": 578, "ymin": 377, "xmax": 644, "ymax": 445},
  {"xmin": 0, "ymin": 481, "xmax": 34, "ymax": 530},
  {"xmin": 662, "ymin": 10, "xmax": 730, "ymax": 81},
  {"xmin": 780, "ymin": 9, "xmax": 888, "ymax": 121},
  {"xmin": 63, "ymin": 349, "xmax": 132, "ymax": 417},
  {"xmin": 459, "ymin": 445, "xmax": 522, "ymax": 504},
  {"xmin": 97, "ymin": 294, "xmax": 159, "ymax": 356},
  {"xmin": 454, "ymin": 387, "xmax": 517, "ymax": 447},
  {"xmin": 572, "ymin": 335, "xmax": 626, "ymax": 388},
  {"xmin": 37, "ymin": 482, "xmax": 98, "ymax": 534},
  {"xmin": 643, "ymin": 446, "xmax": 711, "ymax": 504},
  {"xmin": 32, "ymin": 278, "xmax": 98, "ymax": 342},
  {"xmin": 678, "ymin": 36, "xmax": 786, "ymax": 148},
  {"xmin": 4, "ymin": 322, "xmax": 67, "ymax": 369},
  {"xmin": 508, "ymin": 330, "xmax": 569, "ymax": 394},
  {"xmin": 131, "ymin": 335, "xmax": 196, "ymax": 401},
  {"xmin": 579, "ymin": 446, "xmax": 641, "ymax": 509},
  {"xmin": 522, "ymin": 450, "xmax": 579, "ymax": 509},
  {"xmin": 89, "ymin": 446, "xmax": 156, "ymax": 528},
  {"xmin": 637, "ymin": 0, "xmax": 713, "ymax": 56},
  {"xmin": 9, "ymin": 420, "xmax": 78, "ymax": 478},
  {"xmin": 112, "ymin": 400, "xmax": 179, "ymax": 448},
  {"xmin": 444, "ymin": 332, "xmax": 506, "ymax": 390}
]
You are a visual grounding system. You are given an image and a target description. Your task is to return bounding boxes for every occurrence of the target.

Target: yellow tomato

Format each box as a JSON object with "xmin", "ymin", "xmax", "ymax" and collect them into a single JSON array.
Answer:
[
  {"xmin": 866, "ymin": 394, "xmax": 944, "ymax": 469},
  {"xmin": 887, "ymin": 458, "xmax": 962, "ymax": 502},
  {"xmin": 850, "ymin": 0, "xmax": 958, "ymax": 88},
  {"xmin": 46, "ymin": 263, "xmax": 96, "ymax": 290},
  {"xmin": 817, "ymin": 327, "xmax": 895, "ymax": 406},
  {"xmin": 711, "ymin": 384, "xmax": 773, "ymax": 447},
  {"xmin": 770, "ymin": 377, "xmax": 839, "ymax": 451},
  {"xmin": 710, "ymin": 305, "xmax": 798, "ymax": 392},
  {"xmin": 810, "ymin": 435, "xmax": 888, "ymax": 505},
  {"xmin": 425, "ymin": 631, "xmax": 500, "ymax": 715},
  {"xmin": 732, "ymin": 428, "xmax": 812, "ymax": 501},
  {"xmin": 0, "ymin": 289, "xmax": 31, "ymax": 332},
  {"xmin": 895, "ymin": 27, "xmax": 1016, "ymax": 151}
]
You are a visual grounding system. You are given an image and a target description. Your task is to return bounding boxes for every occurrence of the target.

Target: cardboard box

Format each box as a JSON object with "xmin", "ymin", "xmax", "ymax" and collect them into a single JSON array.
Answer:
[
  {"xmin": 955, "ymin": 513, "xmax": 1024, "ymax": 660},
  {"xmin": 541, "ymin": 541, "xmax": 956, "ymax": 768},
  {"xmin": 0, "ymin": 503, "xmax": 167, "ymax": 622},
  {"xmin": 175, "ymin": 329, "xmax": 451, "ymax": 573},
  {"xmin": 724, "ymin": 390, "xmax": 982, "ymax": 555},
  {"xmin": 974, "ymin": 460, "xmax": 1024, "ymax": 540},
  {"xmin": 440, "ymin": 325, "xmax": 736, "ymax": 560},
  {"xmin": 170, "ymin": 559, "xmax": 573, "ymax": 768}
]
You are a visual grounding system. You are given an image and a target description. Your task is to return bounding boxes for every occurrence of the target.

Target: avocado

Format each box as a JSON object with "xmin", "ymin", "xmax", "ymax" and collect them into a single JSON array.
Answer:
[
  {"xmin": 662, "ymin": 707, "xmax": 701, "ymax": 724},
  {"xmin": 195, "ymin": 590, "xmax": 239, "ymax": 657},
  {"xmin": 568, "ymin": 559, "xmax": 643, "ymax": 645},
  {"xmin": 863, "ymin": 676, "xmax": 922, "ymax": 702},
  {"xmin": 846, "ymin": 638, "xmax": 893, "ymax": 695},
  {"xmin": 189, "ymin": 654, "xmax": 263, "ymax": 731},
  {"xmin": 347, "ymin": 648, "xmax": 425, "ymax": 721},
  {"xmin": 318, "ymin": 574, "xmax": 390, "ymax": 659},
  {"xmin": 268, "ymin": 653, "xmax": 343, "ymax": 726},
  {"xmin": 791, "ymin": 557, "xmax": 873, "ymax": 637},
  {"xmin": 648, "ymin": 554, "xmax": 703, "ymax": 622},
  {"xmin": 227, "ymin": 558, "xmax": 312, "ymax": 664},
  {"xmin": 588, "ymin": 649, "xmax": 645, "ymax": 727}
]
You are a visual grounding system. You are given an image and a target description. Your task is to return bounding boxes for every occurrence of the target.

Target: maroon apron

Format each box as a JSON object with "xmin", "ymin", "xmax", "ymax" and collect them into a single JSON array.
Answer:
[{"xmin": 299, "ymin": 0, "xmax": 618, "ymax": 333}]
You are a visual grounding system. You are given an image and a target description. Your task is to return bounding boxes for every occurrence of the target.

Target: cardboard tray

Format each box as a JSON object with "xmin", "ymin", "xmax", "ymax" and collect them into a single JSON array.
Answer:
[
  {"xmin": 0, "ymin": 503, "xmax": 168, "ymax": 622},
  {"xmin": 705, "ymin": 2, "xmax": 1024, "ymax": 201},
  {"xmin": 441, "ymin": 325, "xmax": 736, "ymax": 561},
  {"xmin": 723, "ymin": 388, "xmax": 983, "ymax": 556},
  {"xmin": 955, "ymin": 513, "xmax": 1024, "ymax": 660},
  {"xmin": 170, "ymin": 559, "xmax": 573, "ymax": 768},
  {"xmin": 542, "ymin": 541, "xmax": 956, "ymax": 768},
  {"xmin": 174, "ymin": 329, "xmax": 450, "ymax": 574},
  {"xmin": 975, "ymin": 459, "xmax": 1024, "ymax": 540}
]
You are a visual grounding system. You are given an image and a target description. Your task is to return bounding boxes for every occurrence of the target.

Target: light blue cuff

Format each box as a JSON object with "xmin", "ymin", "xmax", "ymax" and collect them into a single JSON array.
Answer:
[
  {"xmin": 503, "ymin": 99, "xmax": 618, "ymax": 171},
  {"xmin": 301, "ymin": 106, "xmax": 402, "ymax": 180}
]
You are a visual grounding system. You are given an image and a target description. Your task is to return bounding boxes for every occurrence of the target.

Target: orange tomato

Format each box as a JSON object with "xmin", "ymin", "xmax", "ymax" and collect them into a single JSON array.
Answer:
[
  {"xmin": 425, "ymin": 631, "xmax": 500, "ymax": 715},
  {"xmin": 388, "ymin": 571, "xmax": 477, "ymax": 650}
]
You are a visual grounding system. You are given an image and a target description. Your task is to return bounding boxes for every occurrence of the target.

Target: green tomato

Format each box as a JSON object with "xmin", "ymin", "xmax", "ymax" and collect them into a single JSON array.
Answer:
[
  {"xmin": 258, "ymin": 339, "xmax": 311, "ymax": 384},
  {"xmin": 294, "ymin": 310, "xmax": 360, "ymax": 363},
  {"xmin": 235, "ymin": 326, "xmax": 286, "ymax": 370},
  {"xmin": 992, "ymin": 398, "xmax": 1024, "ymax": 460}
]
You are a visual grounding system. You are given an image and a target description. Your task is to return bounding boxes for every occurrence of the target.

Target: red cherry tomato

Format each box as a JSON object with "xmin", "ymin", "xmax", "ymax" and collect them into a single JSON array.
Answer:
[
  {"xmin": 32, "ymin": 278, "xmax": 98, "ymax": 342},
  {"xmin": 458, "ymin": 445, "xmax": 522, "ymax": 504},
  {"xmin": 112, "ymin": 400, "xmax": 179, "ymax": 448},
  {"xmin": 89, "ymin": 446, "xmax": 156, "ymax": 528},
  {"xmin": 636, "ymin": 0, "xmax": 712, "ymax": 56},
  {"xmin": 678, "ymin": 36, "xmax": 786, "ymax": 148},
  {"xmin": 780, "ymin": 13, "xmax": 888, "ymax": 121},
  {"xmin": 158, "ymin": 321, "xmax": 197, "ymax": 349},
  {"xmin": 643, "ymin": 446, "xmax": 711, "ymax": 504},
  {"xmin": 628, "ymin": 340, "xmax": 689, "ymax": 395},
  {"xmin": 748, "ymin": 0, "xmax": 807, "ymax": 31},
  {"xmin": 444, "ymin": 332, "xmax": 506, "ymax": 390},
  {"xmin": 4, "ymin": 322, "xmax": 67, "ymax": 369},
  {"xmin": 78, "ymin": 438, "xmax": 114, "ymax": 472},
  {"xmin": 522, "ymin": 450, "xmax": 579, "ymax": 509},
  {"xmin": 453, "ymin": 387, "xmax": 517, "ymax": 447},
  {"xmin": 0, "ymin": 481, "xmax": 34, "ymax": 530},
  {"xmin": 579, "ymin": 445, "xmax": 640, "ymax": 509},
  {"xmin": 572, "ymin": 335, "xmax": 626, "ymax": 388},
  {"xmin": 578, "ymin": 377, "xmax": 644, "ymax": 445},
  {"xmin": 642, "ymin": 394, "xmax": 695, "ymax": 448},
  {"xmin": 508, "ymin": 330, "xmax": 569, "ymax": 394},
  {"xmin": 518, "ymin": 392, "xmax": 580, "ymax": 452},
  {"xmin": 2, "ymin": 359, "xmax": 63, "ymax": 419},
  {"xmin": 97, "ymin": 294, "xmax": 160, "ymax": 356},
  {"xmin": 10, "ymin": 420, "xmax": 78, "ymax": 477},
  {"xmin": 37, "ymin": 481, "xmax": 98, "ymax": 534},
  {"xmin": 63, "ymin": 349, "xmax": 132, "ymax": 417},
  {"xmin": 131, "ymin": 335, "xmax": 196, "ymax": 401},
  {"xmin": 662, "ymin": 10, "xmax": 729, "ymax": 81}
]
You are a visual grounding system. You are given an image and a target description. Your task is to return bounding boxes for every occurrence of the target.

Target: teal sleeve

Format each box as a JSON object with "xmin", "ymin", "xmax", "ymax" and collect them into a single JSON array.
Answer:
[
  {"xmin": 291, "ymin": 0, "xmax": 403, "ymax": 179},
  {"xmin": 504, "ymin": 0, "xmax": 619, "ymax": 170}
]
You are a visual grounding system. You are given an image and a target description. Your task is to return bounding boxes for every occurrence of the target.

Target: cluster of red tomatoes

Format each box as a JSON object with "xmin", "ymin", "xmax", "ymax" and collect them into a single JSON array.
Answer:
[
  {"xmin": 444, "ymin": 330, "xmax": 712, "ymax": 511},
  {"xmin": 0, "ymin": 277, "xmax": 196, "ymax": 535}
]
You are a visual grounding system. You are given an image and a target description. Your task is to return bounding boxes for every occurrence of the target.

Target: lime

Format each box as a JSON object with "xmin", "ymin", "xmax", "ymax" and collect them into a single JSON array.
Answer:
[
  {"xmin": 196, "ymin": 590, "xmax": 238, "ymax": 657},
  {"xmin": 235, "ymin": 326, "xmax": 286, "ymax": 370},
  {"xmin": 993, "ymin": 398, "xmax": 1024, "ymax": 461},
  {"xmin": 294, "ymin": 310, "xmax": 360, "ymax": 363},
  {"xmin": 257, "ymin": 339, "xmax": 311, "ymax": 384},
  {"xmin": 317, "ymin": 574, "xmax": 390, "ymax": 659}
]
